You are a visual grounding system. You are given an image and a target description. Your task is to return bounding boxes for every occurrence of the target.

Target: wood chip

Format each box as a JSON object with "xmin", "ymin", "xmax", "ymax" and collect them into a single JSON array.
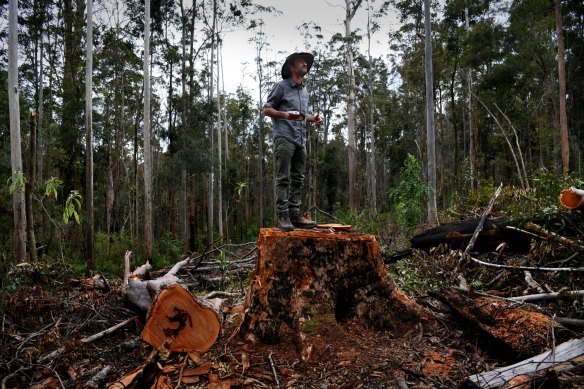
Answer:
[
  {"xmin": 180, "ymin": 375, "xmax": 200, "ymax": 384},
  {"xmin": 182, "ymin": 361, "xmax": 212, "ymax": 377}
]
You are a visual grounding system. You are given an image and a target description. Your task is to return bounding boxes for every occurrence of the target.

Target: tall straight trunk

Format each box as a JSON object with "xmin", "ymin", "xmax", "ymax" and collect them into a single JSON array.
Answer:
[
  {"xmin": 143, "ymin": 0, "xmax": 153, "ymax": 263},
  {"xmin": 26, "ymin": 113, "xmax": 38, "ymax": 262},
  {"xmin": 555, "ymin": 0, "xmax": 570, "ymax": 174},
  {"xmin": 220, "ymin": 45, "xmax": 229, "ymax": 240},
  {"xmin": 207, "ymin": 0, "xmax": 217, "ymax": 245},
  {"xmin": 179, "ymin": 0, "xmax": 188, "ymax": 250},
  {"xmin": 9, "ymin": 0, "xmax": 26, "ymax": 262},
  {"xmin": 37, "ymin": 9, "xmax": 44, "ymax": 184},
  {"xmin": 465, "ymin": 3, "xmax": 477, "ymax": 191},
  {"xmin": 216, "ymin": 41, "xmax": 223, "ymax": 240},
  {"xmin": 366, "ymin": 0, "xmax": 376, "ymax": 216},
  {"xmin": 255, "ymin": 38, "xmax": 265, "ymax": 228},
  {"xmin": 424, "ymin": 0, "xmax": 437, "ymax": 226},
  {"xmin": 85, "ymin": 0, "xmax": 94, "ymax": 272},
  {"xmin": 344, "ymin": 0, "xmax": 361, "ymax": 211},
  {"xmin": 221, "ymin": 46, "xmax": 228, "ymax": 164}
]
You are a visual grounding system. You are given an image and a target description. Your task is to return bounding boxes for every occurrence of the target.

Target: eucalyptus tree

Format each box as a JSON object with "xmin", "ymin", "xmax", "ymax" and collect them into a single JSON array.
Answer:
[
  {"xmin": 555, "ymin": 0, "xmax": 569, "ymax": 174},
  {"xmin": 8, "ymin": 0, "xmax": 27, "ymax": 262},
  {"xmin": 61, "ymin": 0, "xmax": 86, "ymax": 194},
  {"xmin": 85, "ymin": 0, "xmax": 94, "ymax": 271},
  {"xmin": 143, "ymin": 0, "xmax": 153, "ymax": 263},
  {"xmin": 423, "ymin": 0, "xmax": 437, "ymax": 225},
  {"xmin": 249, "ymin": 20, "xmax": 268, "ymax": 228},
  {"xmin": 343, "ymin": 0, "xmax": 363, "ymax": 212}
]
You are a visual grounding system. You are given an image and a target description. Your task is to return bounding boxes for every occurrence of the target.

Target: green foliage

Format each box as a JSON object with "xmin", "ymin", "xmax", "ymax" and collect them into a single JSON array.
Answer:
[
  {"xmin": 92, "ymin": 232, "xmax": 133, "ymax": 275},
  {"xmin": 63, "ymin": 190, "xmax": 83, "ymax": 225},
  {"xmin": 6, "ymin": 171, "xmax": 27, "ymax": 194},
  {"xmin": 390, "ymin": 258, "xmax": 446, "ymax": 297},
  {"xmin": 44, "ymin": 177, "xmax": 62, "ymax": 200},
  {"xmin": 389, "ymin": 154, "xmax": 429, "ymax": 236},
  {"xmin": 501, "ymin": 171, "xmax": 584, "ymax": 220}
]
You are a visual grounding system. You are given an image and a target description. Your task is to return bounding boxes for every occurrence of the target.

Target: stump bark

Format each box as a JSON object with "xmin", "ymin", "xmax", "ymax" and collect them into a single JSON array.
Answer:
[{"xmin": 239, "ymin": 228, "xmax": 423, "ymax": 359}]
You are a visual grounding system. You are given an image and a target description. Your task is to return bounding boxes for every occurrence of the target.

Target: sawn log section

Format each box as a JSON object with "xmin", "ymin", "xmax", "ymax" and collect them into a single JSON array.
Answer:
[{"xmin": 239, "ymin": 228, "xmax": 424, "ymax": 358}]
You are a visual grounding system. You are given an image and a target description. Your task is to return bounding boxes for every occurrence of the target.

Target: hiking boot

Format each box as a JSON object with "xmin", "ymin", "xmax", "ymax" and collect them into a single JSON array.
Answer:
[
  {"xmin": 278, "ymin": 210, "xmax": 294, "ymax": 232},
  {"xmin": 289, "ymin": 209, "xmax": 317, "ymax": 229}
]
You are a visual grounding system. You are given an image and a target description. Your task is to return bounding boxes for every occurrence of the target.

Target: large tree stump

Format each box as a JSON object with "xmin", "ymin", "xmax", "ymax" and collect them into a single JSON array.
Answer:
[{"xmin": 239, "ymin": 228, "xmax": 424, "ymax": 360}]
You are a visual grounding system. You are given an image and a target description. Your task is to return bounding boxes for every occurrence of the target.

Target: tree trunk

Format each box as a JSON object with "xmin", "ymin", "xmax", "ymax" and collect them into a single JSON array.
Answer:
[
  {"xmin": 463, "ymin": 338, "xmax": 584, "ymax": 389},
  {"xmin": 424, "ymin": 0, "xmax": 437, "ymax": 226},
  {"xmin": 123, "ymin": 252, "xmax": 222, "ymax": 353},
  {"xmin": 26, "ymin": 112, "xmax": 38, "ymax": 262},
  {"xmin": 409, "ymin": 216, "xmax": 534, "ymax": 253},
  {"xmin": 8, "ymin": 0, "xmax": 26, "ymax": 262},
  {"xmin": 555, "ymin": 0, "xmax": 570, "ymax": 174},
  {"xmin": 254, "ymin": 33, "xmax": 265, "ymax": 229},
  {"xmin": 216, "ymin": 41, "xmax": 223, "ymax": 240},
  {"xmin": 143, "ymin": 0, "xmax": 153, "ymax": 263},
  {"xmin": 239, "ymin": 228, "xmax": 424, "ymax": 362},
  {"xmin": 207, "ymin": 0, "xmax": 217, "ymax": 245},
  {"xmin": 85, "ymin": 0, "xmax": 94, "ymax": 272},
  {"xmin": 430, "ymin": 288, "xmax": 568, "ymax": 358},
  {"xmin": 344, "ymin": 0, "xmax": 360, "ymax": 212},
  {"xmin": 179, "ymin": 0, "xmax": 188, "ymax": 251},
  {"xmin": 143, "ymin": 284, "xmax": 222, "ymax": 353},
  {"xmin": 465, "ymin": 4, "xmax": 477, "ymax": 192},
  {"xmin": 366, "ymin": 0, "xmax": 377, "ymax": 217}
]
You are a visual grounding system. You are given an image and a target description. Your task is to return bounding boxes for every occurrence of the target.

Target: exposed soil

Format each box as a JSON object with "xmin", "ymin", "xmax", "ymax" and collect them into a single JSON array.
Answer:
[{"xmin": 1, "ymin": 235, "xmax": 583, "ymax": 388}]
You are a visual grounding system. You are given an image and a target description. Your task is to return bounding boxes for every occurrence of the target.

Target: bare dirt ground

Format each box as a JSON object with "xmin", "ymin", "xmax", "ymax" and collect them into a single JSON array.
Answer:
[{"xmin": 1, "ymin": 233, "xmax": 583, "ymax": 388}]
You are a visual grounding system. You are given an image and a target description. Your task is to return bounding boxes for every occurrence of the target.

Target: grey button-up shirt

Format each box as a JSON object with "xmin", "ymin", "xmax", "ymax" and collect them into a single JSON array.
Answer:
[{"xmin": 263, "ymin": 78, "xmax": 310, "ymax": 148}]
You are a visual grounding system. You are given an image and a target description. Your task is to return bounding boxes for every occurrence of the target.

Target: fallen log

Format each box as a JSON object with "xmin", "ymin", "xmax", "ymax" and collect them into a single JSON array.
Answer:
[
  {"xmin": 239, "ymin": 228, "xmax": 425, "ymax": 361},
  {"xmin": 429, "ymin": 288, "xmax": 566, "ymax": 358},
  {"xmin": 410, "ymin": 217, "xmax": 534, "ymax": 253},
  {"xmin": 142, "ymin": 284, "xmax": 223, "ymax": 353},
  {"xmin": 462, "ymin": 338, "xmax": 584, "ymax": 388},
  {"xmin": 122, "ymin": 252, "xmax": 223, "ymax": 353},
  {"xmin": 560, "ymin": 187, "xmax": 584, "ymax": 209}
]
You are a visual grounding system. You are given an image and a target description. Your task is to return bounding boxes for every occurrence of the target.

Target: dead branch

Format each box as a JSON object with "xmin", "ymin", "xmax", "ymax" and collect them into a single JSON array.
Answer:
[
  {"xmin": 524, "ymin": 222, "xmax": 584, "ymax": 249},
  {"xmin": 465, "ymin": 254, "xmax": 584, "ymax": 273},
  {"xmin": 38, "ymin": 317, "xmax": 134, "ymax": 364},
  {"xmin": 268, "ymin": 352, "xmax": 280, "ymax": 388},
  {"xmin": 84, "ymin": 365, "xmax": 111, "ymax": 389},
  {"xmin": 465, "ymin": 183, "xmax": 503, "ymax": 255},
  {"xmin": 203, "ymin": 291, "xmax": 241, "ymax": 299},
  {"xmin": 507, "ymin": 290, "xmax": 584, "ymax": 303},
  {"xmin": 80, "ymin": 317, "xmax": 134, "ymax": 344},
  {"xmin": 464, "ymin": 338, "xmax": 584, "ymax": 388}
]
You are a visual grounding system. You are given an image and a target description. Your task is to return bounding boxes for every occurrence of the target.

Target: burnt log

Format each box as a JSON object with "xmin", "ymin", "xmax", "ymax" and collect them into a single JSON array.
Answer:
[
  {"xmin": 410, "ymin": 217, "xmax": 534, "ymax": 253},
  {"xmin": 239, "ymin": 228, "xmax": 424, "ymax": 361}
]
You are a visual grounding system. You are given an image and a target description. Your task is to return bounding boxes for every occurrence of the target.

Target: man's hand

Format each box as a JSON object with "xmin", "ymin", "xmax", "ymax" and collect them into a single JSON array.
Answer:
[
  {"xmin": 307, "ymin": 114, "xmax": 322, "ymax": 126},
  {"xmin": 285, "ymin": 111, "xmax": 305, "ymax": 121}
]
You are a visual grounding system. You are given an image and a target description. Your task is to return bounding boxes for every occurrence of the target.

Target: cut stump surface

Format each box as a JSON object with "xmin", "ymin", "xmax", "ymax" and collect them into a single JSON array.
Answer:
[
  {"xmin": 239, "ymin": 228, "xmax": 423, "ymax": 357},
  {"xmin": 143, "ymin": 284, "xmax": 222, "ymax": 353}
]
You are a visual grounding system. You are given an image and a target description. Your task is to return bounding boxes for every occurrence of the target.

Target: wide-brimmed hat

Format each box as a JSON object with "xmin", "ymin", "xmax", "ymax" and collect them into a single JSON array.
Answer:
[{"xmin": 281, "ymin": 52, "xmax": 314, "ymax": 79}]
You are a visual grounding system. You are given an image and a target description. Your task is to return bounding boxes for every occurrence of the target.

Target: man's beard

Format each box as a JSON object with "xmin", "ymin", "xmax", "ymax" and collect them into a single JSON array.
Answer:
[{"xmin": 295, "ymin": 67, "xmax": 308, "ymax": 77}]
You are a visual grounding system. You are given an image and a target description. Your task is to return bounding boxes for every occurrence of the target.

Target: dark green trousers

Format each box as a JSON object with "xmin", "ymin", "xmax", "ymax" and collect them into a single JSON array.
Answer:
[{"xmin": 274, "ymin": 137, "xmax": 306, "ymax": 212}]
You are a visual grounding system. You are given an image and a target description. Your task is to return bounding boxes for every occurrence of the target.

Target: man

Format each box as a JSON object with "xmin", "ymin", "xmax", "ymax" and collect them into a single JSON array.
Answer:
[{"xmin": 263, "ymin": 52, "xmax": 322, "ymax": 231}]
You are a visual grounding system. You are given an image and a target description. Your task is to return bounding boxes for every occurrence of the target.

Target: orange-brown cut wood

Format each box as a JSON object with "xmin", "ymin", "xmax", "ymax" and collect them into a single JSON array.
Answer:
[
  {"xmin": 143, "ymin": 284, "xmax": 221, "ymax": 353},
  {"xmin": 239, "ymin": 228, "xmax": 424, "ymax": 360}
]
